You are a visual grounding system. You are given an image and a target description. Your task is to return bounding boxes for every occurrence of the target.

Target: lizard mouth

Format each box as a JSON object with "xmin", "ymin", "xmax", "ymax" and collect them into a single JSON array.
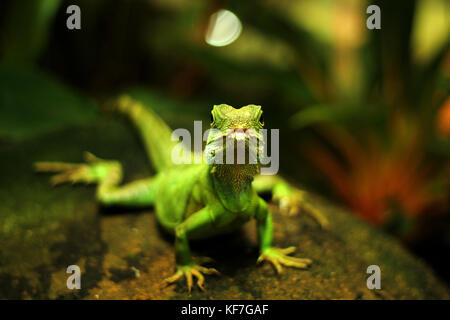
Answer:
[
  {"xmin": 211, "ymin": 128, "xmax": 264, "ymax": 148},
  {"xmin": 205, "ymin": 128, "xmax": 265, "ymax": 165},
  {"xmin": 225, "ymin": 128, "xmax": 252, "ymax": 141}
]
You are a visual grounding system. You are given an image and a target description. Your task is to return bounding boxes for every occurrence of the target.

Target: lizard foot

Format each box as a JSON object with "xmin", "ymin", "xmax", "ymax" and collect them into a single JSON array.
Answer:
[
  {"xmin": 34, "ymin": 152, "xmax": 119, "ymax": 185},
  {"xmin": 276, "ymin": 189, "xmax": 329, "ymax": 229},
  {"xmin": 162, "ymin": 262, "xmax": 220, "ymax": 294},
  {"xmin": 257, "ymin": 246, "xmax": 312, "ymax": 274},
  {"xmin": 276, "ymin": 189, "xmax": 306, "ymax": 216}
]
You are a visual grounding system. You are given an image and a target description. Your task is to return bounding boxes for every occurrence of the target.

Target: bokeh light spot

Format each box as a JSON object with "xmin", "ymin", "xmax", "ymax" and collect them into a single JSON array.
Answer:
[{"xmin": 205, "ymin": 9, "xmax": 242, "ymax": 47}]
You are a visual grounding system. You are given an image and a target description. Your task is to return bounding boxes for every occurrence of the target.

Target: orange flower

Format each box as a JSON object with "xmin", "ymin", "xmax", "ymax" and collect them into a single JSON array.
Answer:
[
  {"xmin": 437, "ymin": 97, "xmax": 450, "ymax": 137},
  {"xmin": 307, "ymin": 121, "xmax": 436, "ymax": 226}
]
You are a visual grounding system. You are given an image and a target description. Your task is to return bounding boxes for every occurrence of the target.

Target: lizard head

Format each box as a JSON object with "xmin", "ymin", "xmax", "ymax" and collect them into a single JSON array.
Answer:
[
  {"xmin": 210, "ymin": 104, "xmax": 264, "ymax": 131},
  {"xmin": 205, "ymin": 104, "xmax": 265, "ymax": 167}
]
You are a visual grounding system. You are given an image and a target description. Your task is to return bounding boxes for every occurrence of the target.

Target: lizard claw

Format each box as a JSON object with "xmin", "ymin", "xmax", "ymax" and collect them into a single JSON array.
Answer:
[
  {"xmin": 162, "ymin": 263, "xmax": 220, "ymax": 295},
  {"xmin": 83, "ymin": 151, "xmax": 104, "ymax": 163},
  {"xmin": 34, "ymin": 161, "xmax": 93, "ymax": 185},
  {"xmin": 257, "ymin": 247, "xmax": 312, "ymax": 274},
  {"xmin": 34, "ymin": 153, "xmax": 119, "ymax": 186},
  {"xmin": 276, "ymin": 189, "xmax": 330, "ymax": 229}
]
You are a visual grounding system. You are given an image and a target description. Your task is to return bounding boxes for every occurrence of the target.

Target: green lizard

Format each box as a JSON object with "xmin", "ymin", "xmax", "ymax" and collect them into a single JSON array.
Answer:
[{"xmin": 35, "ymin": 96, "xmax": 328, "ymax": 293}]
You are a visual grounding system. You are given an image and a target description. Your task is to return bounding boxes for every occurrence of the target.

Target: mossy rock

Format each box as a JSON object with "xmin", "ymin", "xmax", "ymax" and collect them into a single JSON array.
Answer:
[{"xmin": 0, "ymin": 119, "xmax": 448, "ymax": 299}]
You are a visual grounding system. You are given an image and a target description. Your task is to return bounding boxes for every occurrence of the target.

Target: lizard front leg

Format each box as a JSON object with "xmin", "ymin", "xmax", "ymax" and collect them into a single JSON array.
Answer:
[
  {"xmin": 163, "ymin": 206, "xmax": 220, "ymax": 294},
  {"xmin": 34, "ymin": 152, "xmax": 156, "ymax": 207},
  {"xmin": 255, "ymin": 198, "xmax": 312, "ymax": 274},
  {"xmin": 253, "ymin": 175, "xmax": 329, "ymax": 228}
]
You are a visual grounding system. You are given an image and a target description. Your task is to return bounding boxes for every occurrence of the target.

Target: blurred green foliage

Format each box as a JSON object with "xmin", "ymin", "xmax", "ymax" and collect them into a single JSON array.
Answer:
[
  {"xmin": 0, "ymin": 64, "xmax": 97, "ymax": 140},
  {"xmin": 1, "ymin": 0, "xmax": 62, "ymax": 64}
]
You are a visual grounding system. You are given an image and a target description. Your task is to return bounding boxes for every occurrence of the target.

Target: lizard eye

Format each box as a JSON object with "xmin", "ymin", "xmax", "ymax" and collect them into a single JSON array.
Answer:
[{"xmin": 210, "ymin": 113, "xmax": 214, "ymax": 124}]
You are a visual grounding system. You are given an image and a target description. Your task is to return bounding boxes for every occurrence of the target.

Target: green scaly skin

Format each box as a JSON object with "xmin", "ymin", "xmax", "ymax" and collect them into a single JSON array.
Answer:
[{"xmin": 34, "ymin": 96, "xmax": 328, "ymax": 294}]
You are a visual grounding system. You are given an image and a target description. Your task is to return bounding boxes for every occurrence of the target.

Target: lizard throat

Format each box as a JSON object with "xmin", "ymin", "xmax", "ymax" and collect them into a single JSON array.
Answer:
[{"xmin": 211, "ymin": 163, "xmax": 259, "ymax": 193}]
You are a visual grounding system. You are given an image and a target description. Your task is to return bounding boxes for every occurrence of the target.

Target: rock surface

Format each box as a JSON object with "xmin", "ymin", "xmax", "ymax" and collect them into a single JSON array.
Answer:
[{"xmin": 0, "ymin": 119, "xmax": 448, "ymax": 299}]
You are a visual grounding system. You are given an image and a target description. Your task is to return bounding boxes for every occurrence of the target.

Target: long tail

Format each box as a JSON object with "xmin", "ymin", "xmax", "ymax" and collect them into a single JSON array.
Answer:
[{"xmin": 114, "ymin": 95, "xmax": 180, "ymax": 172}]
